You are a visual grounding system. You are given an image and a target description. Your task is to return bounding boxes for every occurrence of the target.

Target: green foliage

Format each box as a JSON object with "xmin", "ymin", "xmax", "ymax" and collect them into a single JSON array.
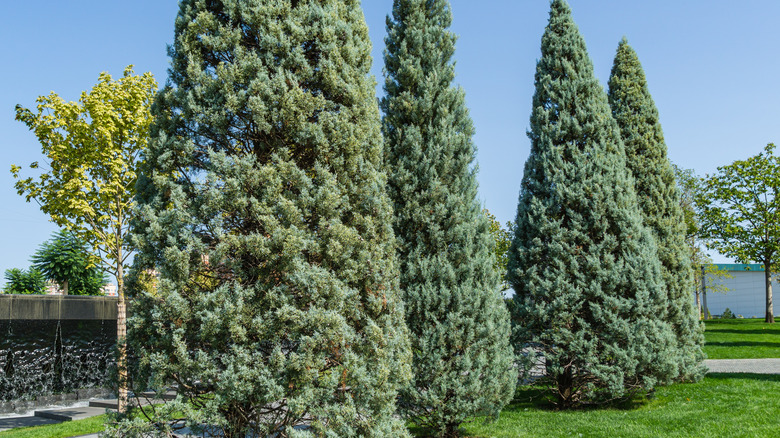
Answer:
[
  {"xmin": 13, "ymin": 66, "xmax": 157, "ymax": 294},
  {"xmin": 31, "ymin": 230, "xmax": 106, "ymax": 296},
  {"xmin": 720, "ymin": 308, "xmax": 736, "ymax": 319},
  {"xmin": 672, "ymin": 164, "xmax": 702, "ymax": 241},
  {"xmin": 485, "ymin": 209, "xmax": 513, "ymax": 291},
  {"xmin": 696, "ymin": 143, "xmax": 780, "ymax": 323},
  {"xmin": 672, "ymin": 164, "xmax": 733, "ymax": 316},
  {"xmin": 508, "ymin": 0, "xmax": 678, "ymax": 407},
  {"xmin": 3, "ymin": 268, "xmax": 46, "ymax": 294},
  {"xmin": 122, "ymin": 1, "xmax": 411, "ymax": 437},
  {"xmin": 124, "ymin": 261, "xmax": 158, "ymax": 298},
  {"xmin": 607, "ymin": 38, "xmax": 705, "ymax": 381},
  {"xmin": 382, "ymin": 0, "xmax": 516, "ymax": 434}
]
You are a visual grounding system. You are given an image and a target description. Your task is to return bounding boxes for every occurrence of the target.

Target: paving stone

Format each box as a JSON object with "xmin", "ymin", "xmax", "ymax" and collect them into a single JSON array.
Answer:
[
  {"xmin": 34, "ymin": 406, "xmax": 108, "ymax": 422},
  {"xmin": 704, "ymin": 358, "xmax": 780, "ymax": 374},
  {"xmin": 0, "ymin": 415, "xmax": 60, "ymax": 432}
]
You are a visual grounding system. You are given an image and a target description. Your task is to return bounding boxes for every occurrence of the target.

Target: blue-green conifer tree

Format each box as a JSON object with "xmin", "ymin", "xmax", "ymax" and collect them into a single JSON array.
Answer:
[
  {"xmin": 508, "ymin": 0, "xmax": 679, "ymax": 407},
  {"xmin": 381, "ymin": 0, "xmax": 516, "ymax": 435},
  {"xmin": 119, "ymin": 1, "xmax": 411, "ymax": 437},
  {"xmin": 608, "ymin": 38, "xmax": 706, "ymax": 382}
]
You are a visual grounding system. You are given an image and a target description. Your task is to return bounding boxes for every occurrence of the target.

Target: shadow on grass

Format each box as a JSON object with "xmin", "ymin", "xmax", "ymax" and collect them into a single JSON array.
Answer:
[
  {"xmin": 706, "ymin": 372, "xmax": 780, "ymax": 382},
  {"xmin": 503, "ymin": 386, "xmax": 651, "ymax": 413},
  {"xmin": 705, "ymin": 328, "xmax": 780, "ymax": 335},
  {"xmin": 705, "ymin": 341, "xmax": 780, "ymax": 348}
]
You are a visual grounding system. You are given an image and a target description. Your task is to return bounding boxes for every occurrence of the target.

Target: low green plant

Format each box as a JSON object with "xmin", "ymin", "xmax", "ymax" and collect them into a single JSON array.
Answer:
[
  {"xmin": 720, "ymin": 308, "xmax": 736, "ymax": 319},
  {"xmin": 3, "ymin": 268, "xmax": 46, "ymax": 294}
]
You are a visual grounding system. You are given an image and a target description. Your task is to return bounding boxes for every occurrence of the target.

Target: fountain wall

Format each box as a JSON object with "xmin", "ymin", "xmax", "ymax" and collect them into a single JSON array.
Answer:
[{"xmin": 0, "ymin": 295, "xmax": 117, "ymax": 413}]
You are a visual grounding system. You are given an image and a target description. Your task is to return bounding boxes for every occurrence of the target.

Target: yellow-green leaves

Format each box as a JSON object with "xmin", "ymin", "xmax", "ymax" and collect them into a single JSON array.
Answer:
[{"xmin": 12, "ymin": 66, "xmax": 157, "ymax": 280}]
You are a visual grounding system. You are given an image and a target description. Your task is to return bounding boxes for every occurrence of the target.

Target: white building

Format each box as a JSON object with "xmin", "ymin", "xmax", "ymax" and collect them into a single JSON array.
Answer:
[{"xmin": 704, "ymin": 264, "xmax": 779, "ymax": 319}]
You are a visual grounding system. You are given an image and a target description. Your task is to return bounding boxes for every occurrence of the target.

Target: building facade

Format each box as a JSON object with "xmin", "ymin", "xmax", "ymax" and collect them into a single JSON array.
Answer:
[{"xmin": 704, "ymin": 264, "xmax": 779, "ymax": 319}]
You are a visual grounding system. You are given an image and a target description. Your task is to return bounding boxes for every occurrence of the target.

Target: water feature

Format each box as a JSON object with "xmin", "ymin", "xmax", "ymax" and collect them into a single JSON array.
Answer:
[{"xmin": 0, "ymin": 295, "xmax": 117, "ymax": 414}]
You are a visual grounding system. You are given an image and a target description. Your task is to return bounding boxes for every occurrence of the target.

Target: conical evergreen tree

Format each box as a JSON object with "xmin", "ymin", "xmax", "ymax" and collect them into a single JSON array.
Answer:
[
  {"xmin": 607, "ymin": 38, "xmax": 706, "ymax": 382},
  {"xmin": 508, "ymin": 0, "xmax": 679, "ymax": 407},
  {"xmin": 120, "ymin": 1, "xmax": 411, "ymax": 437},
  {"xmin": 381, "ymin": 0, "xmax": 516, "ymax": 434}
]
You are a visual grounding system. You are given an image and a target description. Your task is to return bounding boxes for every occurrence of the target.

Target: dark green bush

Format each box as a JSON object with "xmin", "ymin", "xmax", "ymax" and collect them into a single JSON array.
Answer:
[{"xmin": 3, "ymin": 267, "xmax": 47, "ymax": 294}]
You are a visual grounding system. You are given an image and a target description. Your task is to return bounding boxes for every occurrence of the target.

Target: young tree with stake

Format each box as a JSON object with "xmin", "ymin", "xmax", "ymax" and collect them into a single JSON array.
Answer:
[{"xmin": 13, "ymin": 67, "xmax": 157, "ymax": 412}]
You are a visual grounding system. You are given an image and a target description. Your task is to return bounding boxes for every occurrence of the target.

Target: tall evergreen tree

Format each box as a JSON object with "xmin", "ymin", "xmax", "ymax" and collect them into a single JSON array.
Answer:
[
  {"xmin": 608, "ymin": 39, "xmax": 706, "ymax": 381},
  {"xmin": 508, "ymin": 0, "xmax": 678, "ymax": 407},
  {"xmin": 381, "ymin": 0, "xmax": 516, "ymax": 435},
  {"xmin": 119, "ymin": 1, "xmax": 411, "ymax": 437}
]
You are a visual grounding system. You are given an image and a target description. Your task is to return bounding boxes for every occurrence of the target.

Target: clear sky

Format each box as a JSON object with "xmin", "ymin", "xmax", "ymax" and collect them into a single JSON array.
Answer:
[{"xmin": 2, "ymin": 0, "xmax": 779, "ymax": 285}]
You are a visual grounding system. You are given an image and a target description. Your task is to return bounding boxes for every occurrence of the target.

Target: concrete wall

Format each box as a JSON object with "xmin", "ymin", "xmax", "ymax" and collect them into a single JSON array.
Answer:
[{"xmin": 0, "ymin": 295, "xmax": 117, "ymax": 320}]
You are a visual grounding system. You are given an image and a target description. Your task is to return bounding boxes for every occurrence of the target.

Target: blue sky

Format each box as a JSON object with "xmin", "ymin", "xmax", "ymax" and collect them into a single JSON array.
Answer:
[{"xmin": 2, "ymin": 0, "xmax": 779, "ymax": 285}]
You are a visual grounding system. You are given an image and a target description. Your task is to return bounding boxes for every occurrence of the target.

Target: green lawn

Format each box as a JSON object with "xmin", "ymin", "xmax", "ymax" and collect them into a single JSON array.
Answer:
[
  {"xmin": 461, "ymin": 373, "xmax": 780, "ymax": 438},
  {"xmin": 0, "ymin": 415, "xmax": 106, "ymax": 438},
  {"xmin": 703, "ymin": 318, "xmax": 780, "ymax": 359}
]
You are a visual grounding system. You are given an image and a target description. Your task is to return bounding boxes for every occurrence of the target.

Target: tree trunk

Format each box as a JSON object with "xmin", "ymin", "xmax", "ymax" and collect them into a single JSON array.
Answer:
[
  {"xmin": 556, "ymin": 363, "xmax": 575, "ymax": 408},
  {"xmin": 701, "ymin": 265, "xmax": 709, "ymax": 320},
  {"xmin": 62, "ymin": 279, "xmax": 68, "ymax": 296},
  {"xmin": 765, "ymin": 261, "xmax": 775, "ymax": 323},
  {"xmin": 117, "ymin": 262, "xmax": 128, "ymax": 412}
]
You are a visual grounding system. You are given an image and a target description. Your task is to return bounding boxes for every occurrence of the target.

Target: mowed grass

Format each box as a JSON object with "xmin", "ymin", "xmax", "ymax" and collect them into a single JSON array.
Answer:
[
  {"xmin": 703, "ymin": 318, "xmax": 780, "ymax": 359},
  {"xmin": 461, "ymin": 373, "xmax": 780, "ymax": 438},
  {"xmin": 0, "ymin": 414, "xmax": 106, "ymax": 438}
]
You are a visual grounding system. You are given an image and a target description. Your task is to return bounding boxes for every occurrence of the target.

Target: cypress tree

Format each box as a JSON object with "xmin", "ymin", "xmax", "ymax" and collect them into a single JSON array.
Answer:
[
  {"xmin": 508, "ymin": 0, "xmax": 678, "ymax": 407},
  {"xmin": 121, "ymin": 1, "xmax": 411, "ymax": 437},
  {"xmin": 381, "ymin": 0, "xmax": 516, "ymax": 435},
  {"xmin": 608, "ymin": 38, "xmax": 706, "ymax": 382}
]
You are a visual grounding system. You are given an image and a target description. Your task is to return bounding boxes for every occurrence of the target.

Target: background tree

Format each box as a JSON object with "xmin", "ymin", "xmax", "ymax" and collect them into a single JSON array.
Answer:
[
  {"xmin": 696, "ymin": 143, "xmax": 780, "ymax": 323},
  {"xmin": 607, "ymin": 39, "xmax": 705, "ymax": 381},
  {"xmin": 485, "ymin": 209, "xmax": 512, "ymax": 291},
  {"xmin": 122, "ymin": 1, "xmax": 411, "ymax": 436},
  {"xmin": 31, "ymin": 230, "xmax": 107, "ymax": 296},
  {"xmin": 382, "ymin": 0, "xmax": 516, "ymax": 434},
  {"xmin": 673, "ymin": 164, "xmax": 732, "ymax": 318},
  {"xmin": 3, "ymin": 268, "xmax": 46, "ymax": 294},
  {"xmin": 508, "ymin": 0, "xmax": 678, "ymax": 407},
  {"xmin": 13, "ymin": 66, "xmax": 157, "ymax": 411}
]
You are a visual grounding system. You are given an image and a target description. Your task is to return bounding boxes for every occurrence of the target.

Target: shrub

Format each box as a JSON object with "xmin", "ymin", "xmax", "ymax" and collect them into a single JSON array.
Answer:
[{"xmin": 3, "ymin": 268, "xmax": 47, "ymax": 294}]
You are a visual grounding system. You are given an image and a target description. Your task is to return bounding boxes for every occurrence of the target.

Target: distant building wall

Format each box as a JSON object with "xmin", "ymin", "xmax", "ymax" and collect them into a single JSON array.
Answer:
[
  {"xmin": 704, "ymin": 264, "xmax": 779, "ymax": 318},
  {"xmin": 40, "ymin": 281, "xmax": 118, "ymax": 297}
]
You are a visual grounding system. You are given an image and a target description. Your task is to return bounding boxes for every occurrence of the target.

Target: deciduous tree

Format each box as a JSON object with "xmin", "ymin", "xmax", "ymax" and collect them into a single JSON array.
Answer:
[
  {"xmin": 3, "ymin": 268, "xmax": 46, "ymax": 295},
  {"xmin": 13, "ymin": 66, "xmax": 157, "ymax": 411},
  {"xmin": 673, "ymin": 164, "xmax": 732, "ymax": 318},
  {"xmin": 697, "ymin": 143, "xmax": 780, "ymax": 323},
  {"xmin": 31, "ymin": 230, "xmax": 106, "ymax": 296},
  {"xmin": 485, "ymin": 209, "xmax": 512, "ymax": 291}
]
